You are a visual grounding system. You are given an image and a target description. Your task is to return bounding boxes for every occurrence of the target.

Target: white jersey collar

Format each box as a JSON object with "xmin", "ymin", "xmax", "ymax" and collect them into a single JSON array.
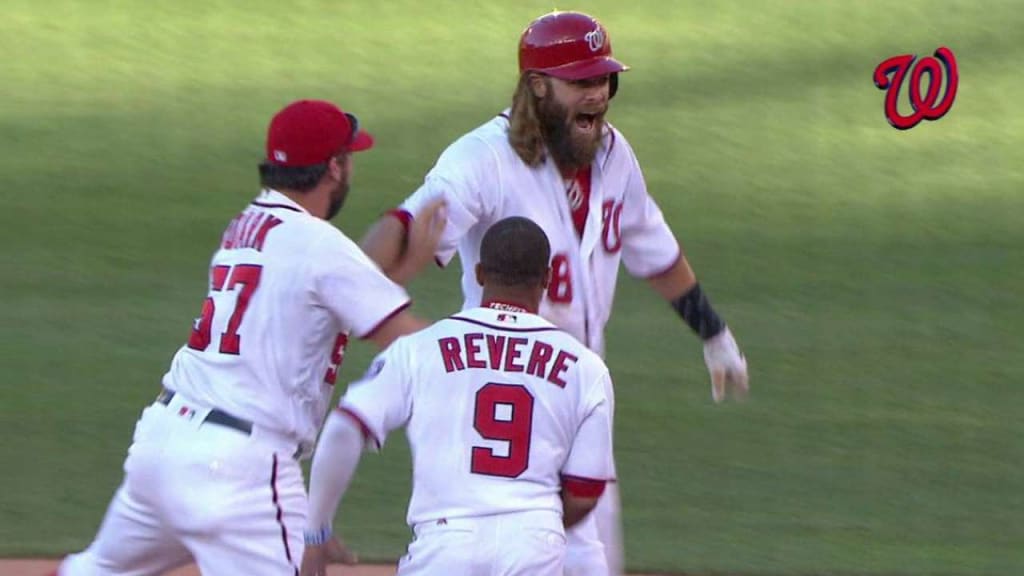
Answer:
[
  {"xmin": 252, "ymin": 188, "xmax": 310, "ymax": 215},
  {"xmin": 453, "ymin": 305, "xmax": 558, "ymax": 331}
]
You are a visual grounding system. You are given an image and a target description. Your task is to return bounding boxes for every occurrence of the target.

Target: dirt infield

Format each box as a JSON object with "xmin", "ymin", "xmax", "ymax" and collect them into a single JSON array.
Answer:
[{"xmin": 1, "ymin": 559, "xmax": 674, "ymax": 575}]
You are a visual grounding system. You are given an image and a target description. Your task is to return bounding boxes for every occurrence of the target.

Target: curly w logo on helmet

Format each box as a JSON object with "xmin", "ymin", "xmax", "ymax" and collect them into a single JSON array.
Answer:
[{"xmin": 585, "ymin": 26, "xmax": 605, "ymax": 52}]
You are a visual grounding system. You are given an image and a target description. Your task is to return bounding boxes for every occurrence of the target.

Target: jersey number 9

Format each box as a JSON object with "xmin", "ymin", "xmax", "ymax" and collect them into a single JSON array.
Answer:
[{"xmin": 470, "ymin": 383, "xmax": 535, "ymax": 478}]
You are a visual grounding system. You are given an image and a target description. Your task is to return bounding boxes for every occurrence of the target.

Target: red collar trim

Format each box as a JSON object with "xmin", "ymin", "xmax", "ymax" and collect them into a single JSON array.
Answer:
[{"xmin": 483, "ymin": 300, "xmax": 534, "ymax": 314}]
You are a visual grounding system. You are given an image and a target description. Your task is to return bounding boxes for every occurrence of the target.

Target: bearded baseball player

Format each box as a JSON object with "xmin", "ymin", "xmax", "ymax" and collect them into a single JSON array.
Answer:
[
  {"xmin": 358, "ymin": 10, "xmax": 750, "ymax": 575},
  {"xmin": 56, "ymin": 99, "xmax": 445, "ymax": 576},
  {"xmin": 302, "ymin": 216, "xmax": 615, "ymax": 576}
]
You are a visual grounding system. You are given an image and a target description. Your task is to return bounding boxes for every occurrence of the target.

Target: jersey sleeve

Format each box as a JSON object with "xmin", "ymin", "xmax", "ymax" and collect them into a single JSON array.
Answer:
[
  {"xmin": 311, "ymin": 228, "xmax": 412, "ymax": 339},
  {"xmin": 561, "ymin": 369, "xmax": 615, "ymax": 483},
  {"xmin": 618, "ymin": 143, "xmax": 682, "ymax": 278},
  {"xmin": 337, "ymin": 341, "xmax": 413, "ymax": 451},
  {"xmin": 400, "ymin": 134, "xmax": 498, "ymax": 266}
]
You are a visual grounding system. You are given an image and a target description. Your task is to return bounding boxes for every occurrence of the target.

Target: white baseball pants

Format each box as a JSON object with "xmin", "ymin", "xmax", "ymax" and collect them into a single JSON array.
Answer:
[{"xmin": 59, "ymin": 394, "xmax": 307, "ymax": 576}]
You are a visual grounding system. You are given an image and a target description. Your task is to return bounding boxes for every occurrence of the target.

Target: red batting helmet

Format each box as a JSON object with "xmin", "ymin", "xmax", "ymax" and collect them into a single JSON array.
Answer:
[{"xmin": 518, "ymin": 11, "xmax": 629, "ymax": 95}]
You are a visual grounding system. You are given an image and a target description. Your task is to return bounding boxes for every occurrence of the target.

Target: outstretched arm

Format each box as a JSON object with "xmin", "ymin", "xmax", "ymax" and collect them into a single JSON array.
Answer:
[
  {"xmin": 360, "ymin": 211, "xmax": 409, "ymax": 277},
  {"xmin": 615, "ymin": 136, "xmax": 749, "ymax": 401},
  {"xmin": 301, "ymin": 413, "xmax": 367, "ymax": 576},
  {"xmin": 646, "ymin": 255, "xmax": 749, "ymax": 403},
  {"xmin": 645, "ymin": 254, "xmax": 697, "ymax": 302},
  {"xmin": 361, "ymin": 199, "xmax": 448, "ymax": 285},
  {"xmin": 302, "ymin": 342, "xmax": 413, "ymax": 576},
  {"xmin": 363, "ymin": 310, "xmax": 428, "ymax": 351},
  {"xmin": 362, "ymin": 135, "xmax": 496, "ymax": 284}
]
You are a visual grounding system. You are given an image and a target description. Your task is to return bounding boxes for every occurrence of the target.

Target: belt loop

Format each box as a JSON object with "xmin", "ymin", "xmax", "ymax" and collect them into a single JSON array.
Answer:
[{"xmin": 156, "ymin": 388, "xmax": 175, "ymax": 405}]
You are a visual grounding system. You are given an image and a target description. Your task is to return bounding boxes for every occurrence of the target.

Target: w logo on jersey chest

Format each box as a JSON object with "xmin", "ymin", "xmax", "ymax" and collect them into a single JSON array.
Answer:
[
  {"xmin": 601, "ymin": 200, "xmax": 623, "ymax": 253},
  {"xmin": 566, "ymin": 180, "xmax": 584, "ymax": 211}
]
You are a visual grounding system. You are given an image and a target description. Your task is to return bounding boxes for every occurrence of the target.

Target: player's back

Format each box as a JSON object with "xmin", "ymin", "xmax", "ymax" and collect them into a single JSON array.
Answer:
[
  {"xmin": 398, "ymin": 305, "xmax": 612, "ymax": 525},
  {"xmin": 162, "ymin": 188, "xmax": 409, "ymax": 447}
]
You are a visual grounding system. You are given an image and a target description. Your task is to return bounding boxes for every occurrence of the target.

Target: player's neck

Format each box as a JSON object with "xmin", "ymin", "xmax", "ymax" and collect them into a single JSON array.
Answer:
[
  {"xmin": 277, "ymin": 187, "xmax": 329, "ymax": 219},
  {"xmin": 480, "ymin": 288, "xmax": 540, "ymax": 314},
  {"xmin": 557, "ymin": 162, "xmax": 591, "ymax": 181}
]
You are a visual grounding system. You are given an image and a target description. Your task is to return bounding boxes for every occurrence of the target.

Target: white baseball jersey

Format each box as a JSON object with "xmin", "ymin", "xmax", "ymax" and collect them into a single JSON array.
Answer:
[
  {"xmin": 339, "ymin": 303, "xmax": 614, "ymax": 526},
  {"xmin": 162, "ymin": 188, "xmax": 411, "ymax": 447},
  {"xmin": 401, "ymin": 111, "xmax": 680, "ymax": 356}
]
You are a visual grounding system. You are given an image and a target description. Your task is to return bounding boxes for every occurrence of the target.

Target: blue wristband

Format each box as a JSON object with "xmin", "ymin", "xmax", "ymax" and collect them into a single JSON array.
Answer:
[
  {"xmin": 670, "ymin": 282, "xmax": 725, "ymax": 341},
  {"xmin": 304, "ymin": 525, "xmax": 333, "ymax": 546}
]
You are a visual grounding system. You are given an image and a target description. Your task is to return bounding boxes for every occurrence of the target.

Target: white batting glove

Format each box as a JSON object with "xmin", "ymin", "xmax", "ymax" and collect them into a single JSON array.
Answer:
[{"xmin": 702, "ymin": 327, "xmax": 749, "ymax": 403}]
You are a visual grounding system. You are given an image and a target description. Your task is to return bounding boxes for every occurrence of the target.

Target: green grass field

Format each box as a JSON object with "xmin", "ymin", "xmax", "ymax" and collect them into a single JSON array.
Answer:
[{"xmin": 2, "ymin": 1, "xmax": 1022, "ymax": 574}]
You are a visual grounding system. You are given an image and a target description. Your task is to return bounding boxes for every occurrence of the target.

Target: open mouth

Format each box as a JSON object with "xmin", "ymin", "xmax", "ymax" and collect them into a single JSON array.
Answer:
[{"xmin": 574, "ymin": 113, "xmax": 599, "ymax": 132}]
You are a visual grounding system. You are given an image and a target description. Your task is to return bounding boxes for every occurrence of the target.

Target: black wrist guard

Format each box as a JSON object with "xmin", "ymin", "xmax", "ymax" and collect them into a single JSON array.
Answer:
[{"xmin": 671, "ymin": 283, "xmax": 725, "ymax": 341}]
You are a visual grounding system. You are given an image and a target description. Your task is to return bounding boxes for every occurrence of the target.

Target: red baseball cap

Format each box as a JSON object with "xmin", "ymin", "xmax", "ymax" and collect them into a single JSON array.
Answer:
[{"xmin": 265, "ymin": 99, "xmax": 374, "ymax": 167}]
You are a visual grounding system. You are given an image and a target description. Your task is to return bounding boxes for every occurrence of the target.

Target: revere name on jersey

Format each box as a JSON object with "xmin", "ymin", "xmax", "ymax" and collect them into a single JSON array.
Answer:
[{"xmin": 340, "ymin": 305, "xmax": 614, "ymax": 526}]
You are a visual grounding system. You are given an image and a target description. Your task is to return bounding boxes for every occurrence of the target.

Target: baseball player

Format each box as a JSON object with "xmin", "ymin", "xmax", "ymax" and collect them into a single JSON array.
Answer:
[
  {"xmin": 358, "ymin": 10, "xmax": 750, "ymax": 576},
  {"xmin": 301, "ymin": 216, "xmax": 614, "ymax": 576},
  {"xmin": 57, "ymin": 99, "xmax": 445, "ymax": 576}
]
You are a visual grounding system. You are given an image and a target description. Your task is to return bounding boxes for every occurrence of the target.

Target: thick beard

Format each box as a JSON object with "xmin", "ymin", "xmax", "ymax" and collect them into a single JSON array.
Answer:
[
  {"xmin": 326, "ymin": 180, "xmax": 349, "ymax": 221},
  {"xmin": 537, "ymin": 96, "xmax": 604, "ymax": 172}
]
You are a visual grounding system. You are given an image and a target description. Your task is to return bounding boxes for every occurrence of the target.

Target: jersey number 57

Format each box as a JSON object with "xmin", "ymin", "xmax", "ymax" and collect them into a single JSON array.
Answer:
[{"xmin": 187, "ymin": 264, "xmax": 263, "ymax": 355}]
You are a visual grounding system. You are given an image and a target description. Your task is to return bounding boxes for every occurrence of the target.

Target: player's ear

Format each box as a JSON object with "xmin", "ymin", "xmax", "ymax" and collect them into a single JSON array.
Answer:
[
  {"xmin": 529, "ymin": 73, "xmax": 548, "ymax": 99},
  {"xmin": 541, "ymin": 266, "xmax": 551, "ymax": 289},
  {"xmin": 327, "ymin": 156, "xmax": 342, "ymax": 182},
  {"xmin": 328, "ymin": 153, "xmax": 349, "ymax": 181},
  {"xmin": 475, "ymin": 263, "xmax": 485, "ymax": 287}
]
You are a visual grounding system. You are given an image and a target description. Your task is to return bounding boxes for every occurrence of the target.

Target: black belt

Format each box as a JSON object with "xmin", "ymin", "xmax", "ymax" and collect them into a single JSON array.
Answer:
[{"xmin": 157, "ymin": 388, "xmax": 253, "ymax": 436}]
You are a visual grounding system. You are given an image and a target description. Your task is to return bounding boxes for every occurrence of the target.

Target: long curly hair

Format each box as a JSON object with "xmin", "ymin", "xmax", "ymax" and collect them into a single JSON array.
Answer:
[{"xmin": 507, "ymin": 74, "xmax": 546, "ymax": 167}]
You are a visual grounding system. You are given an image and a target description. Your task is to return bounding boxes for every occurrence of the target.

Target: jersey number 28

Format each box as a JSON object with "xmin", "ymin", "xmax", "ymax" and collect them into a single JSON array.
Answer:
[
  {"xmin": 470, "ymin": 383, "xmax": 535, "ymax": 478},
  {"xmin": 187, "ymin": 264, "xmax": 262, "ymax": 355}
]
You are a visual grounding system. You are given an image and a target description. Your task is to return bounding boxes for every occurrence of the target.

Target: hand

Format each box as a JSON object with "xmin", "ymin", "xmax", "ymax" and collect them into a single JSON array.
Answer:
[
  {"xmin": 300, "ymin": 543, "xmax": 326, "ymax": 576},
  {"xmin": 300, "ymin": 536, "xmax": 358, "ymax": 576},
  {"xmin": 390, "ymin": 199, "xmax": 447, "ymax": 284},
  {"xmin": 702, "ymin": 327, "xmax": 749, "ymax": 403}
]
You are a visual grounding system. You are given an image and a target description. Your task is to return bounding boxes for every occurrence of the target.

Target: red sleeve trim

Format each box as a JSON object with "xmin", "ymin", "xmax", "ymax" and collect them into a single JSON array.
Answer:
[
  {"xmin": 386, "ymin": 208, "xmax": 413, "ymax": 235},
  {"xmin": 359, "ymin": 300, "xmax": 412, "ymax": 340},
  {"xmin": 639, "ymin": 250, "xmax": 682, "ymax": 280},
  {"xmin": 336, "ymin": 405, "xmax": 381, "ymax": 449},
  {"xmin": 387, "ymin": 208, "xmax": 446, "ymax": 268},
  {"xmin": 561, "ymin": 474, "xmax": 607, "ymax": 498}
]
